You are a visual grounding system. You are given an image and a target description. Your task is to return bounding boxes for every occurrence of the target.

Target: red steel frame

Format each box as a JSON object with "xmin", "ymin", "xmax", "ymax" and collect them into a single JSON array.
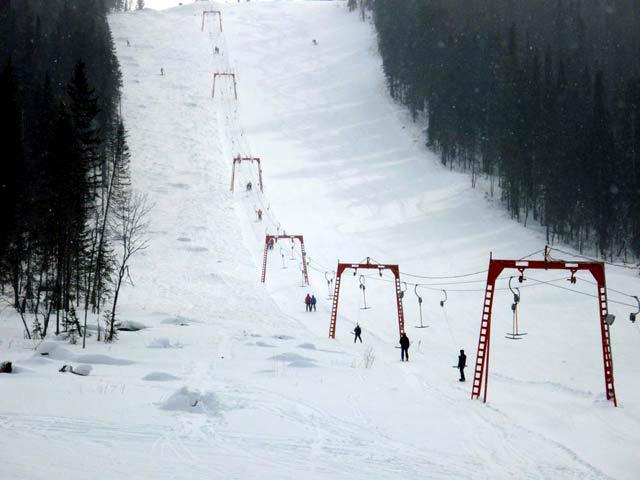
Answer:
[
  {"xmin": 328, "ymin": 258, "xmax": 405, "ymax": 339},
  {"xmin": 212, "ymin": 73, "xmax": 237, "ymax": 99},
  {"xmin": 472, "ymin": 250, "xmax": 617, "ymax": 406},
  {"xmin": 201, "ymin": 10, "xmax": 222, "ymax": 32},
  {"xmin": 231, "ymin": 156, "xmax": 263, "ymax": 192},
  {"xmin": 261, "ymin": 235, "xmax": 309, "ymax": 285}
]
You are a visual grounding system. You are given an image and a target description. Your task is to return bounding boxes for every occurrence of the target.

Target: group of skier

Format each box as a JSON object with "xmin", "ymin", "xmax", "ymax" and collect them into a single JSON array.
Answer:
[
  {"xmin": 303, "ymin": 292, "xmax": 466, "ymax": 380},
  {"xmin": 351, "ymin": 323, "xmax": 467, "ymax": 381},
  {"xmin": 304, "ymin": 293, "xmax": 317, "ymax": 312}
]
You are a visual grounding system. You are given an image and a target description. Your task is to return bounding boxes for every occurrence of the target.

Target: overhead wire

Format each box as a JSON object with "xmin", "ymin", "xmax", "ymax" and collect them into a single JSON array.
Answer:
[{"xmin": 549, "ymin": 246, "xmax": 639, "ymax": 270}]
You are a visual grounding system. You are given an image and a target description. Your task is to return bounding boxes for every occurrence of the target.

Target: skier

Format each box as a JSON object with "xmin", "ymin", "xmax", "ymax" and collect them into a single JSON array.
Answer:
[
  {"xmin": 246, "ymin": 181, "xmax": 253, "ymax": 191},
  {"xmin": 305, "ymin": 293, "xmax": 311, "ymax": 312},
  {"xmin": 256, "ymin": 209, "xmax": 263, "ymax": 221},
  {"xmin": 160, "ymin": 67, "xmax": 164, "ymax": 76},
  {"xmin": 353, "ymin": 324, "xmax": 362, "ymax": 343},
  {"xmin": 457, "ymin": 349, "xmax": 467, "ymax": 382},
  {"xmin": 126, "ymin": 39, "xmax": 131, "ymax": 47},
  {"xmin": 214, "ymin": 46, "xmax": 220, "ymax": 55},
  {"xmin": 312, "ymin": 39, "xmax": 318, "ymax": 45},
  {"xmin": 310, "ymin": 294, "xmax": 317, "ymax": 311},
  {"xmin": 268, "ymin": 238, "xmax": 275, "ymax": 250},
  {"xmin": 399, "ymin": 332, "xmax": 410, "ymax": 362}
]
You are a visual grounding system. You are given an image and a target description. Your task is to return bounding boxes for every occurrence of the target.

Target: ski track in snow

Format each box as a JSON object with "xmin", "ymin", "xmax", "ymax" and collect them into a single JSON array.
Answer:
[{"xmin": 1, "ymin": 1, "xmax": 639, "ymax": 479}]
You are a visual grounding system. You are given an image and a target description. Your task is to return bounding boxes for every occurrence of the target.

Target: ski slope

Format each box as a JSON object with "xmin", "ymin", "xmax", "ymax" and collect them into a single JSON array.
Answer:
[{"xmin": 2, "ymin": 1, "xmax": 640, "ymax": 478}]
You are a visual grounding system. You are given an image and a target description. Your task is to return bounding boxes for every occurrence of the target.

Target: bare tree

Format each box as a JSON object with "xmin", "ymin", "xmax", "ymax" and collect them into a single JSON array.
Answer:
[{"xmin": 104, "ymin": 193, "xmax": 150, "ymax": 343}]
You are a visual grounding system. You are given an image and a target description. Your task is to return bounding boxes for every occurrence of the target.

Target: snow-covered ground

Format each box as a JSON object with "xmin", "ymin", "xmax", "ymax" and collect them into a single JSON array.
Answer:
[{"xmin": 2, "ymin": 1, "xmax": 640, "ymax": 478}]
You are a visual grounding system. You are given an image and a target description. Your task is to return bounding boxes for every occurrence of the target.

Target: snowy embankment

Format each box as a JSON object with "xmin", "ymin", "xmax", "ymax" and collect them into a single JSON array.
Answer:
[{"xmin": 1, "ymin": 1, "xmax": 640, "ymax": 479}]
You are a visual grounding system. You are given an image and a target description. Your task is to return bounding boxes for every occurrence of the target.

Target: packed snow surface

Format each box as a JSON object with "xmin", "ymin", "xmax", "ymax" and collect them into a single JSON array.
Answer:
[{"xmin": 2, "ymin": 1, "xmax": 640, "ymax": 479}]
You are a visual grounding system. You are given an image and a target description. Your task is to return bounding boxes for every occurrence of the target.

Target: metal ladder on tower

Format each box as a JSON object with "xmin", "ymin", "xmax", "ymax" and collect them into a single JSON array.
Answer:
[
  {"xmin": 598, "ymin": 285, "xmax": 617, "ymax": 405},
  {"xmin": 300, "ymin": 241, "xmax": 309, "ymax": 285},
  {"xmin": 260, "ymin": 241, "xmax": 269, "ymax": 283},
  {"xmin": 394, "ymin": 276, "xmax": 406, "ymax": 336},
  {"xmin": 328, "ymin": 274, "xmax": 342, "ymax": 338},
  {"xmin": 472, "ymin": 283, "xmax": 495, "ymax": 401}
]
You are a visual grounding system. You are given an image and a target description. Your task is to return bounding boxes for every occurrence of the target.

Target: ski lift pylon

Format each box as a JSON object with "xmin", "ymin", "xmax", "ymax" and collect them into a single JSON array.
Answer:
[{"xmin": 328, "ymin": 259, "xmax": 405, "ymax": 339}]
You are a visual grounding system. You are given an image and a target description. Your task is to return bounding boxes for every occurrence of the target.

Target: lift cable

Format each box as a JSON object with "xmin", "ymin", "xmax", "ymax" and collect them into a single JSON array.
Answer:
[{"xmin": 548, "ymin": 246, "xmax": 639, "ymax": 270}]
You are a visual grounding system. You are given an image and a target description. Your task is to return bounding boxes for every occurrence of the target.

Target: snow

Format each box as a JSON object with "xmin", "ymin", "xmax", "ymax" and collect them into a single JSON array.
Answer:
[{"xmin": 1, "ymin": 1, "xmax": 640, "ymax": 478}]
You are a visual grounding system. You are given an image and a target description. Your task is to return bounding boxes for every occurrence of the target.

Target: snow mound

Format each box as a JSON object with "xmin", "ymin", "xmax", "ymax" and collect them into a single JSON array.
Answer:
[
  {"xmin": 36, "ymin": 342, "xmax": 75, "ymax": 360},
  {"xmin": 270, "ymin": 353, "xmax": 312, "ymax": 362},
  {"xmin": 288, "ymin": 360, "xmax": 317, "ymax": 368},
  {"xmin": 272, "ymin": 335, "xmax": 294, "ymax": 341},
  {"xmin": 75, "ymin": 354, "xmax": 134, "ymax": 366},
  {"xmin": 73, "ymin": 364, "xmax": 93, "ymax": 376},
  {"xmin": 161, "ymin": 316, "xmax": 193, "ymax": 326},
  {"xmin": 117, "ymin": 320, "xmax": 148, "ymax": 331},
  {"xmin": 159, "ymin": 387, "xmax": 222, "ymax": 416},
  {"xmin": 269, "ymin": 353, "xmax": 316, "ymax": 368},
  {"xmin": 35, "ymin": 343, "xmax": 133, "ymax": 365},
  {"xmin": 147, "ymin": 337, "xmax": 183, "ymax": 349},
  {"xmin": 297, "ymin": 343, "xmax": 316, "ymax": 350},
  {"xmin": 254, "ymin": 341, "xmax": 276, "ymax": 348},
  {"xmin": 59, "ymin": 364, "xmax": 92, "ymax": 376},
  {"xmin": 142, "ymin": 372, "xmax": 181, "ymax": 381}
]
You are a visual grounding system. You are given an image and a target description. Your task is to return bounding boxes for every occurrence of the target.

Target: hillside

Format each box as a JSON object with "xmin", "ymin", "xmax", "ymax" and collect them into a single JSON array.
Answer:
[{"xmin": 1, "ymin": 2, "xmax": 639, "ymax": 478}]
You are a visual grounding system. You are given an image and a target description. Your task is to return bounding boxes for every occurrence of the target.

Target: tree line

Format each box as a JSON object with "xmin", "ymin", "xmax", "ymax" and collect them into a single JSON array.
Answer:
[
  {"xmin": 368, "ymin": 0, "xmax": 640, "ymax": 260},
  {"xmin": 0, "ymin": 0, "xmax": 147, "ymax": 343}
]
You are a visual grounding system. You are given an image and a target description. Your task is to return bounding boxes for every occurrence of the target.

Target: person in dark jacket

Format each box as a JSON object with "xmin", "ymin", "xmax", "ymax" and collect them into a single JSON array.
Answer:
[
  {"xmin": 353, "ymin": 324, "xmax": 362, "ymax": 343},
  {"xmin": 305, "ymin": 293, "xmax": 311, "ymax": 312},
  {"xmin": 400, "ymin": 333, "xmax": 410, "ymax": 361},
  {"xmin": 458, "ymin": 349, "xmax": 467, "ymax": 381},
  {"xmin": 310, "ymin": 295, "xmax": 317, "ymax": 311}
]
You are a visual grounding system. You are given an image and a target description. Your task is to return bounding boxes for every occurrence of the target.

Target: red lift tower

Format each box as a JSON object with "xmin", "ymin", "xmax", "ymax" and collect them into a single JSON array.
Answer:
[
  {"xmin": 471, "ymin": 248, "xmax": 617, "ymax": 406},
  {"xmin": 231, "ymin": 156, "xmax": 263, "ymax": 192},
  {"xmin": 212, "ymin": 73, "xmax": 237, "ymax": 100},
  {"xmin": 261, "ymin": 235, "xmax": 309, "ymax": 285},
  {"xmin": 328, "ymin": 258, "xmax": 405, "ymax": 339},
  {"xmin": 201, "ymin": 10, "xmax": 222, "ymax": 32}
]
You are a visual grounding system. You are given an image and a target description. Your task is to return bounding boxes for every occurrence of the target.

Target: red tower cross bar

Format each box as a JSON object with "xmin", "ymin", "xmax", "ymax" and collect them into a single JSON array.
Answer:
[
  {"xmin": 261, "ymin": 235, "xmax": 309, "ymax": 285},
  {"xmin": 212, "ymin": 73, "xmax": 237, "ymax": 100},
  {"xmin": 231, "ymin": 156, "xmax": 263, "ymax": 192},
  {"xmin": 472, "ymin": 252, "xmax": 617, "ymax": 406},
  {"xmin": 201, "ymin": 10, "xmax": 222, "ymax": 32},
  {"xmin": 328, "ymin": 258, "xmax": 405, "ymax": 339}
]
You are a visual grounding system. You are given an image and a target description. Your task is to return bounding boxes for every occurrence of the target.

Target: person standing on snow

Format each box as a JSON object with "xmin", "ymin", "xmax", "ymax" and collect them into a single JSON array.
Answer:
[
  {"xmin": 305, "ymin": 293, "xmax": 311, "ymax": 312},
  {"xmin": 353, "ymin": 324, "xmax": 362, "ymax": 343},
  {"xmin": 399, "ymin": 332, "xmax": 410, "ymax": 362},
  {"xmin": 457, "ymin": 349, "xmax": 467, "ymax": 382},
  {"xmin": 310, "ymin": 294, "xmax": 317, "ymax": 311}
]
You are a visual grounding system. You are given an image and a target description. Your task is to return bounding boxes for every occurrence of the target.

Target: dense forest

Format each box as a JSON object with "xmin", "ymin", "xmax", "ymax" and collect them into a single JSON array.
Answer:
[
  {"xmin": 369, "ymin": 0, "xmax": 640, "ymax": 260},
  {"xmin": 0, "ymin": 0, "xmax": 145, "ymax": 342}
]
